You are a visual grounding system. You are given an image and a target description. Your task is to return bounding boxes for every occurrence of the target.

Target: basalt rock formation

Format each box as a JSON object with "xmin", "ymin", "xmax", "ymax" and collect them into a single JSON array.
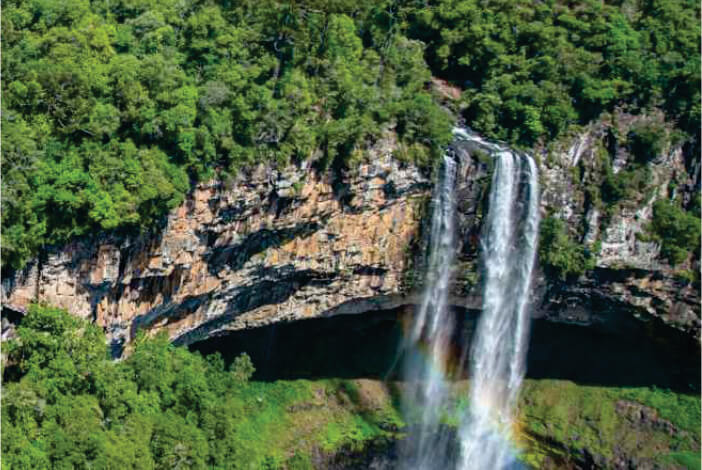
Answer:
[
  {"xmin": 535, "ymin": 113, "xmax": 700, "ymax": 340},
  {"xmin": 2, "ymin": 116, "xmax": 699, "ymax": 355},
  {"xmin": 2, "ymin": 136, "xmax": 431, "ymax": 354}
]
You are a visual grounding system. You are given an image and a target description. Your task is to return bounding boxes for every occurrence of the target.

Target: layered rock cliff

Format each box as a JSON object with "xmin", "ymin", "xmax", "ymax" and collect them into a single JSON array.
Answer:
[
  {"xmin": 2, "ymin": 135, "xmax": 432, "ymax": 354},
  {"xmin": 450, "ymin": 112, "xmax": 700, "ymax": 341},
  {"xmin": 3, "ymin": 115, "xmax": 699, "ymax": 354}
]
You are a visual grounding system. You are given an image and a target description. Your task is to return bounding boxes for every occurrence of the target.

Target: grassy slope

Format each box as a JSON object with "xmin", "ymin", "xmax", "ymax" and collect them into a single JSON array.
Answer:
[
  {"xmin": 234, "ymin": 377, "xmax": 699, "ymax": 469},
  {"xmin": 230, "ymin": 378, "xmax": 403, "ymax": 468},
  {"xmin": 517, "ymin": 380, "xmax": 701, "ymax": 469}
]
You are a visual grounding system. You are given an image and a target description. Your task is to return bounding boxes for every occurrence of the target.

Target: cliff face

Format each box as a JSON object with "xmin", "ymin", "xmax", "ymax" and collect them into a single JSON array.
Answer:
[
  {"xmin": 534, "ymin": 113, "xmax": 700, "ymax": 339},
  {"xmin": 3, "ymin": 117, "xmax": 699, "ymax": 353},
  {"xmin": 2, "ymin": 137, "xmax": 431, "ymax": 353},
  {"xmin": 448, "ymin": 113, "xmax": 700, "ymax": 342}
]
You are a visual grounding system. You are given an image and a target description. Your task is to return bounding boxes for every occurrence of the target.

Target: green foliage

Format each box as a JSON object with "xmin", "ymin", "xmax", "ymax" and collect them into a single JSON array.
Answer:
[
  {"xmin": 231, "ymin": 353, "xmax": 256, "ymax": 384},
  {"xmin": 648, "ymin": 199, "xmax": 701, "ymax": 266},
  {"xmin": 2, "ymin": 305, "xmax": 402, "ymax": 468},
  {"xmin": 6, "ymin": 304, "xmax": 107, "ymax": 397},
  {"xmin": 286, "ymin": 452, "xmax": 314, "ymax": 470},
  {"xmin": 539, "ymin": 216, "xmax": 594, "ymax": 281},
  {"xmin": 519, "ymin": 380, "xmax": 700, "ymax": 468},
  {"xmin": 673, "ymin": 269, "xmax": 698, "ymax": 285},
  {"xmin": 519, "ymin": 379, "xmax": 701, "ymax": 466},
  {"xmin": 617, "ymin": 386, "xmax": 701, "ymax": 435},
  {"xmin": 3, "ymin": 0, "xmax": 699, "ymax": 273},
  {"xmin": 663, "ymin": 451, "xmax": 702, "ymax": 470},
  {"xmin": 1, "ymin": 0, "xmax": 454, "ymax": 272},
  {"xmin": 401, "ymin": 0, "xmax": 700, "ymax": 147},
  {"xmin": 627, "ymin": 121, "xmax": 669, "ymax": 163},
  {"xmin": 601, "ymin": 161, "xmax": 653, "ymax": 206}
]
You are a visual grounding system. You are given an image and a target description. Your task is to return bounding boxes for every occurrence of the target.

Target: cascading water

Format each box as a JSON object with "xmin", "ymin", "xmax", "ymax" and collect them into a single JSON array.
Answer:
[
  {"xmin": 400, "ymin": 153, "xmax": 458, "ymax": 469},
  {"xmin": 402, "ymin": 128, "xmax": 540, "ymax": 469},
  {"xmin": 457, "ymin": 133, "xmax": 540, "ymax": 470}
]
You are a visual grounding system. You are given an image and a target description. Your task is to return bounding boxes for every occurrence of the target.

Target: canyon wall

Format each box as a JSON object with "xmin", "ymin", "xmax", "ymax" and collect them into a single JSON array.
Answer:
[{"xmin": 3, "ymin": 117, "xmax": 699, "ymax": 354}]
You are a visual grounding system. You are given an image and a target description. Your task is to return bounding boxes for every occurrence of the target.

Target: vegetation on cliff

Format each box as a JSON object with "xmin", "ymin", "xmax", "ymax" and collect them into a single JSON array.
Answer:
[
  {"xmin": 648, "ymin": 199, "xmax": 701, "ymax": 266},
  {"xmin": 1, "ymin": 0, "xmax": 454, "ymax": 271},
  {"xmin": 538, "ymin": 111, "xmax": 701, "ymax": 277},
  {"xmin": 2, "ymin": 304, "xmax": 403, "ymax": 469},
  {"xmin": 2, "ymin": 0, "xmax": 699, "ymax": 272},
  {"xmin": 538, "ymin": 216, "xmax": 595, "ymax": 281}
]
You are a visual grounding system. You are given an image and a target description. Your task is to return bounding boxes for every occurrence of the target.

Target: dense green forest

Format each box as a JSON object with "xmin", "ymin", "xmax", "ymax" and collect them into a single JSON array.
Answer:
[
  {"xmin": 2, "ymin": 0, "xmax": 700, "ymax": 272},
  {"xmin": 2, "ymin": 304, "xmax": 404, "ymax": 469}
]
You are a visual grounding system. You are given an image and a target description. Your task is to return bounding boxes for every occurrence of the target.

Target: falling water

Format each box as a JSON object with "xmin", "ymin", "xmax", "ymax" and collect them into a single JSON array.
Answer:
[
  {"xmin": 402, "ymin": 128, "xmax": 540, "ymax": 469},
  {"xmin": 457, "ymin": 134, "xmax": 540, "ymax": 470},
  {"xmin": 400, "ymin": 153, "xmax": 458, "ymax": 469}
]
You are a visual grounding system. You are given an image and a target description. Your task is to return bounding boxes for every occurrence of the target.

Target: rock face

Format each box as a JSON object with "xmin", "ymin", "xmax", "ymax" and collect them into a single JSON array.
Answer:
[
  {"xmin": 448, "ymin": 114, "xmax": 700, "ymax": 341},
  {"xmin": 533, "ymin": 113, "xmax": 700, "ymax": 339},
  {"xmin": 2, "ymin": 141, "xmax": 432, "ymax": 354},
  {"xmin": 3, "ymin": 115, "xmax": 700, "ymax": 354}
]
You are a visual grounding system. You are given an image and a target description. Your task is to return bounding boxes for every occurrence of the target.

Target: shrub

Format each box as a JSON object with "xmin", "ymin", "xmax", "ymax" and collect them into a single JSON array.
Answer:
[
  {"xmin": 539, "ymin": 216, "xmax": 595, "ymax": 281},
  {"xmin": 231, "ymin": 353, "xmax": 255, "ymax": 383},
  {"xmin": 627, "ymin": 121, "xmax": 668, "ymax": 163},
  {"xmin": 601, "ymin": 158, "xmax": 653, "ymax": 205},
  {"xmin": 649, "ymin": 199, "xmax": 701, "ymax": 266}
]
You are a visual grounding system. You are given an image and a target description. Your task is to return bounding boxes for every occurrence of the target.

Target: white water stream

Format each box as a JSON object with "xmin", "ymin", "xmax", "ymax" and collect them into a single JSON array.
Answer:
[
  {"xmin": 457, "ymin": 133, "xmax": 540, "ymax": 470},
  {"xmin": 400, "ymin": 153, "xmax": 458, "ymax": 469},
  {"xmin": 402, "ymin": 128, "xmax": 540, "ymax": 469}
]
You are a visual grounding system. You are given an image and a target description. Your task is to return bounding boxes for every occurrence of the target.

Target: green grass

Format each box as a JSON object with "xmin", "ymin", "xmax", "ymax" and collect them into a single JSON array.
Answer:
[
  {"xmin": 517, "ymin": 379, "xmax": 701, "ymax": 467},
  {"xmin": 617, "ymin": 386, "xmax": 701, "ymax": 435},
  {"xmin": 663, "ymin": 451, "xmax": 701, "ymax": 470},
  {"xmin": 379, "ymin": 378, "xmax": 700, "ymax": 469},
  {"xmin": 226, "ymin": 378, "xmax": 404, "ymax": 467}
]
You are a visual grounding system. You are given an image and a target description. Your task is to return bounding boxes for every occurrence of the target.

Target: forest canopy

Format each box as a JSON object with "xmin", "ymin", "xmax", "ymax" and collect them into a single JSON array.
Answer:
[{"xmin": 2, "ymin": 0, "xmax": 700, "ymax": 271}]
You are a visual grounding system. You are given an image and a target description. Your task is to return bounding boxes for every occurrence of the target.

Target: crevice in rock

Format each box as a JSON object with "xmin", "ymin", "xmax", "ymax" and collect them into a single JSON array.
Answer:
[
  {"xmin": 168, "ymin": 266, "xmax": 337, "ymax": 345},
  {"xmin": 206, "ymin": 220, "xmax": 325, "ymax": 275}
]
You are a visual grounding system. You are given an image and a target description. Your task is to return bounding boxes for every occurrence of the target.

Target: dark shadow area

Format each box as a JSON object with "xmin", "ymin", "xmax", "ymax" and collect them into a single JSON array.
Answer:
[
  {"xmin": 170, "ymin": 266, "xmax": 337, "ymax": 346},
  {"xmin": 1, "ymin": 306, "xmax": 24, "ymax": 381},
  {"xmin": 527, "ymin": 319, "xmax": 700, "ymax": 392},
  {"xmin": 2, "ymin": 305, "xmax": 24, "ymax": 326},
  {"xmin": 191, "ymin": 308, "xmax": 411, "ymax": 381},
  {"xmin": 190, "ymin": 306, "xmax": 700, "ymax": 393}
]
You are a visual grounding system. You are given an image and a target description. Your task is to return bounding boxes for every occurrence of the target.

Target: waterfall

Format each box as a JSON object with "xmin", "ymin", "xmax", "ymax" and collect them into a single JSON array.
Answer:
[
  {"xmin": 400, "ymin": 153, "xmax": 458, "ymax": 469},
  {"xmin": 401, "ymin": 128, "xmax": 540, "ymax": 469},
  {"xmin": 457, "ymin": 134, "xmax": 540, "ymax": 469}
]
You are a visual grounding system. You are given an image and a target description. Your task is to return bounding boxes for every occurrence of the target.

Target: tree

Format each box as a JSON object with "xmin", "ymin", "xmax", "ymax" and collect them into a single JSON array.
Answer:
[{"xmin": 2, "ymin": 0, "xmax": 455, "ymax": 271}]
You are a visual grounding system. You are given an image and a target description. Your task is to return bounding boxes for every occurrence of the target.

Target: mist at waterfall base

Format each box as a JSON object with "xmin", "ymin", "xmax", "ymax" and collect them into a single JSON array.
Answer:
[{"xmin": 400, "ymin": 129, "xmax": 540, "ymax": 470}]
